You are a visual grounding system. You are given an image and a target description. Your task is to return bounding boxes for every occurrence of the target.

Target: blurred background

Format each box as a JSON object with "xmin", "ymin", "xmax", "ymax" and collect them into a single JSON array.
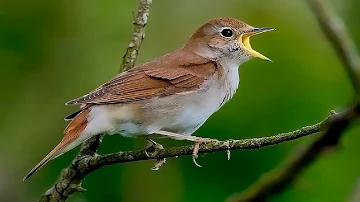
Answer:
[{"xmin": 1, "ymin": 0, "xmax": 360, "ymax": 201}]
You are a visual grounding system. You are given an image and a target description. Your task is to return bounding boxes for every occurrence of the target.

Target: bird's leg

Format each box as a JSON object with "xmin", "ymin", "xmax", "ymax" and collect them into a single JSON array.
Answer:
[
  {"xmin": 144, "ymin": 138, "xmax": 166, "ymax": 171},
  {"xmin": 144, "ymin": 138, "xmax": 163, "ymax": 156},
  {"xmin": 156, "ymin": 130, "xmax": 217, "ymax": 167}
]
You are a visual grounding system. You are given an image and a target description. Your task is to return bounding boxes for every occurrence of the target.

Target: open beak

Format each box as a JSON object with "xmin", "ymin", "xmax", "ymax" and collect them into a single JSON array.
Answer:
[{"xmin": 238, "ymin": 27, "xmax": 275, "ymax": 62}]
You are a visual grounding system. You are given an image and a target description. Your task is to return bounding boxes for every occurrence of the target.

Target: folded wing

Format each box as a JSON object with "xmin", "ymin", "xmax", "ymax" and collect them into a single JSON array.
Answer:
[{"xmin": 66, "ymin": 51, "xmax": 217, "ymax": 105}]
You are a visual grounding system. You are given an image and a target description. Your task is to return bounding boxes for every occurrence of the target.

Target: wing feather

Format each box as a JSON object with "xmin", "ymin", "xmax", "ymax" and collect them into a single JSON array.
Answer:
[{"xmin": 66, "ymin": 50, "xmax": 217, "ymax": 105}]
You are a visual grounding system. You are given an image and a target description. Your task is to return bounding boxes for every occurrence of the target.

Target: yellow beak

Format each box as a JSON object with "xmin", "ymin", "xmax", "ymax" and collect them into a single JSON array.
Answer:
[{"xmin": 238, "ymin": 27, "xmax": 275, "ymax": 62}]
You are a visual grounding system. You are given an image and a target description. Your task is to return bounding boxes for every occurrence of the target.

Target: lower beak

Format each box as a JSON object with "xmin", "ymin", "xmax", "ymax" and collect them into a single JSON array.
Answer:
[{"xmin": 238, "ymin": 27, "xmax": 275, "ymax": 62}]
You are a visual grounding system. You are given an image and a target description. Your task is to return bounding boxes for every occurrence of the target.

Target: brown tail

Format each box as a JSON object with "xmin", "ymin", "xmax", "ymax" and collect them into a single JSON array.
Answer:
[{"xmin": 23, "ymin": 108, "xmax": 89, "ymax": 181}]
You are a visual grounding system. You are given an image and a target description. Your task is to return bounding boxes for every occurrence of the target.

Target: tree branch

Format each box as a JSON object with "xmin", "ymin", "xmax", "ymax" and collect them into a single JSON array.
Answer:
[
  {"xmin": 307, "ymin": 0, "xmax": 360, "ymax": 95},
  {"xmin": 55, "ymin": 108, "xmax": 350, "ymax": 173},
  {"xmin": 227, "ymin": 105, "xmax": 360, "ymax": 202},
  {"xmin": 37, "ymin": 104, "xmax": 350, "ymax": 202},
  {"xmin": 39, "ymin": 106, "xmax": 348, "ymax": 202},
  {"xmin": 227, "ymin": 0, "xmax": 360, "ymax": 201},
  {"xmin": 38, "ymin": 0, "xmax": 152, "ymax": 201},
  {"xmin": 120, "ymin": 0, "xmax": 152, "ymax": 72}
]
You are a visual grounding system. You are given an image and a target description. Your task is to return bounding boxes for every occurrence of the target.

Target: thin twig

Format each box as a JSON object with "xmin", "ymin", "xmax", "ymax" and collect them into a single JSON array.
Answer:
[
  {"xmin": 227, "ymin": 0, "xmax": 360, "ymax": 201},
  {"xmin": 120, "ymin": 0, "xmax": 152, "ymax": 72},
  {"xmin": 308, "ymin": 0, "xmax": 360, "ymax": 95},
  {"xmin": 37, "ymin": 0, "xmax": 152, "ymax": 201}
]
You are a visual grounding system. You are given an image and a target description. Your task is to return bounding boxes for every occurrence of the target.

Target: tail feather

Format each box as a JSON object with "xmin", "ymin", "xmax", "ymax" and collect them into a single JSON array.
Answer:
[
  {"xmin": 23, "ymin": 142, "xmax": 65, "ymax": 181},
  {"xmin": 23, "ymin": 108, "xmax": 89, "ymax": 181}
]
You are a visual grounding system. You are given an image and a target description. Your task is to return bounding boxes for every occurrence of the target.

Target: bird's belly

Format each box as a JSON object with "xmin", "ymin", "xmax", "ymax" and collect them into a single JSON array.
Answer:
[
  {"xmin": 98, "ymin": 90, "xmax": 221, "ymax": 137},
  {"xmin": 157, "ymin": 103, "xmax": 212, "ymax": 135},
  {"xmin": 108, "ymin": 75, "xmax": 237, "ymax": 137},
  {"xmin": 139, "ymin": 84, "xmax": 225, "ymax": 136}
]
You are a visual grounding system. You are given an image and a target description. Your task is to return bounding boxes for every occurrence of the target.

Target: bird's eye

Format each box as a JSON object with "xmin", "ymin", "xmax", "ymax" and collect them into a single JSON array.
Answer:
[{"xmin": 220, "ymin": 28, "xmax": 233, "ymax": 38}]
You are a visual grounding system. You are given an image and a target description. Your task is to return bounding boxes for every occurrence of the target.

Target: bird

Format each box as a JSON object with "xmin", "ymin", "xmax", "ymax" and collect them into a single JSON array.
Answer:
[{"xmin": 23, "ymin": 17, "xmax": 274, "ymax": 181}]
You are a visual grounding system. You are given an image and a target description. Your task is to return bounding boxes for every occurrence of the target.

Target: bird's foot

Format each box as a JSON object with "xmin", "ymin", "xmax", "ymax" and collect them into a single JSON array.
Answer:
[
  {"xmin": 144, "ymin": 138, "xmax": 166, "ymax": 171},
  {"xmin": 151, "ymin": 157, "xmax": 166, "ymax": 171},
  {"xmin": 144, "ymin": 138, "xmax": 164, "ymax": 157},
  {"xmin": 192, "ymin": 137, "xmax": 217, "ymax": 167},
  {"xmin": 155, "ymin": 130, "xmax": 218, "ymax": 167}
]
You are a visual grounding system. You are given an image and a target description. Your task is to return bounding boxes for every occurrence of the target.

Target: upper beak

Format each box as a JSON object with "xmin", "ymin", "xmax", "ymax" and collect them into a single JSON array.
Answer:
[{"xmin": 238, "ymin": 27, "xmax": 275, "ymax": 62}]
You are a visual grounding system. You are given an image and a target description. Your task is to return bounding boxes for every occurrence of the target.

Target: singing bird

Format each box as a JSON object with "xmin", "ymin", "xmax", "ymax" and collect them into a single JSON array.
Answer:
[{"xmin": 24, "ymin": 17, "xmax": 274, "ymax": 180}]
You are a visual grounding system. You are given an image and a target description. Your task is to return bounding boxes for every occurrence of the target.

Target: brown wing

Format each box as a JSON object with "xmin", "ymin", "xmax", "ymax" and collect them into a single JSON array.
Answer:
[{"xmin": 66, "ymin": 50, "xmax": 217, "ymax": 105}]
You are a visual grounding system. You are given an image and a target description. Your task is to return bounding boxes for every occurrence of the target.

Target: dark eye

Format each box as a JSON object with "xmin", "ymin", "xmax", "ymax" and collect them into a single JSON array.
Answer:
[{"xmin": 220, "ymin": 28, "xmax": 233, "ymax": 38}]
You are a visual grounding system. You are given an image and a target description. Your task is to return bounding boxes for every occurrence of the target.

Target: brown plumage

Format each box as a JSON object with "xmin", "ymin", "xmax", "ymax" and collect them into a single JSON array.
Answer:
[{"xmin": 66, "ymin": 50, "xmax": 217, "ymax": 105}]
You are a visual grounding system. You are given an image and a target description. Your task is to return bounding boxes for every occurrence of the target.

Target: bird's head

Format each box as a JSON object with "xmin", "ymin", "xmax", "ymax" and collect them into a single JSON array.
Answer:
[{"xmin": 185, "ymin": 17, "xmax": 275, "ymax": 66}]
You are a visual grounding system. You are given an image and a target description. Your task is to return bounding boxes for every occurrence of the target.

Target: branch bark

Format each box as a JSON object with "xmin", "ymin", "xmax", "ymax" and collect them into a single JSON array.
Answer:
[
  {"xmin": 43, "ymin": 108, "xmax": 352, "ymax": 174},
  {"xmin": 227, "ymin": 105, "xmax": 360, "ymax": 202},
  {"xmin": 308, "ymin": 0, "xmax": 360, "ymax": 95},
  {"xmin": 227, "ymin": 0, "xmax": 360, "ymax": 201},
  {"xmin": 39, "ymin": 106, "xmax": 345, "ymax": 202},
  {"xmin": 38, "ymin": 0, "xmax": 152, "ymax": 201},
  {"xmin": 120, "ymin": 0, "xmax": 152, "ymax": 72}
]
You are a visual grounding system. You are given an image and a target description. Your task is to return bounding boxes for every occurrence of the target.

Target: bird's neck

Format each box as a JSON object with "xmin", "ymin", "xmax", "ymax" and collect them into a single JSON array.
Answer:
[
  {"xmin": 217, "ymin": 59, "xmax": 240, "ymax": 102},
  {"xmin": 180, "ymin": 45, "xmax": 242, "ymax": 98},
  {"xmin": 187, "ymin": 45, "xmax": 248, "ymax": 68}
]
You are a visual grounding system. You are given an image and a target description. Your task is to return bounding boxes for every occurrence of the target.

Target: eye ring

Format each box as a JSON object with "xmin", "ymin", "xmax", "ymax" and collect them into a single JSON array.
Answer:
[{"xmin": 220, "ymin": 28, "xmax": 233, "ymax": 38}]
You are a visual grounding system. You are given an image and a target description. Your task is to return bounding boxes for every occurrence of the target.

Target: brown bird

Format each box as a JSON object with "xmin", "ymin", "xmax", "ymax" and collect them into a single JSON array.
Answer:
[{"xmin": 23, "ymin": 17, "xmax": 274, "ymax": 181}]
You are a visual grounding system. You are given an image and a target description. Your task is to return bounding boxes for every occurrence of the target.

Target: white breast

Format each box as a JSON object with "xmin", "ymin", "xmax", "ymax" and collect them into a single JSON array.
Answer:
[
  {"xmin": 139, "ymin": 61, "xmax": 240, "ymax": 136},
  {"xmin": 217, "ymin": 60, "xmax": 240, "ymax": 108}
]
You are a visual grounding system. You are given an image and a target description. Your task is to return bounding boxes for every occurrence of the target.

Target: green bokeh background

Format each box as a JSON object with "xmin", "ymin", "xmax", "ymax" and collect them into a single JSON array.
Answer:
[{"xmin": 1, "ymin": 0, "xmax": 360, "ymax": 201}]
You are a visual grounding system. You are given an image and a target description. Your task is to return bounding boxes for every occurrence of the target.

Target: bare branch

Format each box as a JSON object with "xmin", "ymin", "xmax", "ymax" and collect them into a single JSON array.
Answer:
[
  {"xmin": 37, "ymin": 0, "xmax": 152, "ymax": 201},
  {"xmin": 120, "ymin": 0, "xmax": 152, "ymax": 72},
  {"xmin": 227, "ymin": 105, "xmax": 360, "ymax": 202},
  {"xmin": 227, "ymin": 0, "xmax": 360, "ymax": 201},
  {"xmin": 308, "ymin": 0, "xmax": 360, "ymax": 94},
  {"xmin": 82, "ymin": 109, "xmax": 333, "ymax": 169},
  {"xmin": 38, "ymin": 106, "xmax": 347, "ymax": 202}
]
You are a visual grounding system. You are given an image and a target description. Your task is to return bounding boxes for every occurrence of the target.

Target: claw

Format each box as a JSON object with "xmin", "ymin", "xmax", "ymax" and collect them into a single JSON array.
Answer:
[
  {"xmin": 144, "ymin": 138, "xmax": 166, "ymax": 170},
  {"xmin": 144, "ymin": 138, "xmax": 164, "ymax": 157},
  {"xmin": 153, "ymin": 131, "xmax": 218, "ymax": 168},
  {"xmin": 192, "ymin": 155, "xmax": 202, "ymax": 167},
  {"xmin": 151, "ymin": 158, "xmax": 166, "ymax": 171},
  {"xmin": 151, "ymin": 167, "xmax": 159, "ymax": 171},
  {"xmin": 223, "ymin": 141, "xmax": 231, "ymax": 161},
  {"xmin": 192, "ymin": 141, "xmax": 202, "ymax": 167},
  {"xmin": 144, "ymin": 150, "xmax": 150, "ymax": 157}
]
